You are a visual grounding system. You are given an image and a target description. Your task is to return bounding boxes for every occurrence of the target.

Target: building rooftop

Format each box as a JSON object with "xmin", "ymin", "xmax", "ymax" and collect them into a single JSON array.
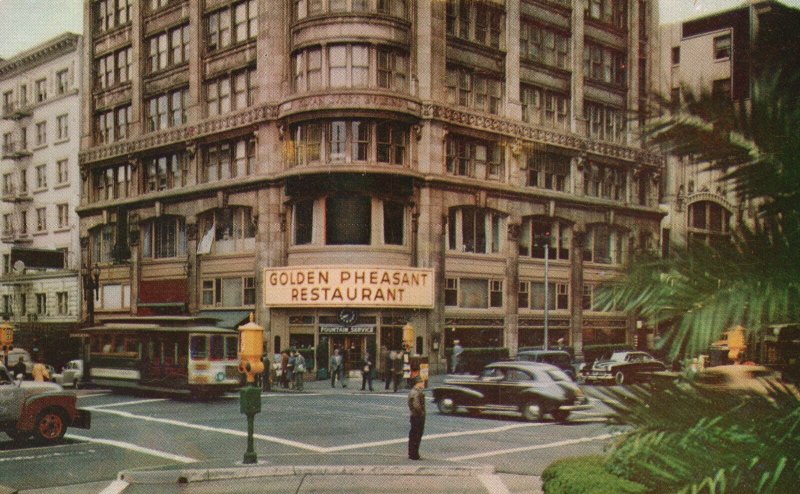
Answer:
[{"xmin": 0, "ymin": 32, "xmax": 80, "ymax": 80}]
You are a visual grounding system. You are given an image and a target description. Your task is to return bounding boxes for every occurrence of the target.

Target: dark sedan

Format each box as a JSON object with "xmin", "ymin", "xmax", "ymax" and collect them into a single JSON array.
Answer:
[
  {"xmin": 582, "ymin": 351, "xmax": 667, "ymax": 385},
  {"xmin": 431, "ymin": 361, "xmax": 590, "ymax": 422}
]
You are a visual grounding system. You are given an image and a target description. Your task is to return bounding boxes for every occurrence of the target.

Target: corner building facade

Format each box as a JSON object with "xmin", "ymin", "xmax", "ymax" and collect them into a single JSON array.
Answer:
[{"xmin": 79, "ymin": 0, "xmax": 663, "ymax": 373}]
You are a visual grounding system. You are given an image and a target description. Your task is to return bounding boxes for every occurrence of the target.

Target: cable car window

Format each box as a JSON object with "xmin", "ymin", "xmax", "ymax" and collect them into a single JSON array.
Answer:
[
  {"xmin": 225, "ymin": 336, "xmax": 238, "ymax": 359},
  {"xmin": 190, "ymin": 335, "xmax": 208, "ymax": 359},
  {"xmin": 210, "ymin": 335, "xmax": 224, "ymax": 360}
]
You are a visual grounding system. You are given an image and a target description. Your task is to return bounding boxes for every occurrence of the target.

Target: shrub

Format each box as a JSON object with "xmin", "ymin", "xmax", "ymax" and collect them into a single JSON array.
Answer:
[{"xmin": 541, "ymin": 455, "xmax": 647, "ymax": 494}]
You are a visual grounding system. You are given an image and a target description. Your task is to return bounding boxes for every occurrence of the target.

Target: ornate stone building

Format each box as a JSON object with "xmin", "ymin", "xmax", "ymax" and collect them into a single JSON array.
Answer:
[
  {"xmin": 79, "ymin": 0, "xmax": 663, "ymax": 373},
  {"xmin": 0, "ymin": 33, "xmax": 83, "ymax": 366}
]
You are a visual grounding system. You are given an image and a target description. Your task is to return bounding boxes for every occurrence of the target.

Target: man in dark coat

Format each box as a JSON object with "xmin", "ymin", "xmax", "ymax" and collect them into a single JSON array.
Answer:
[{"xmin": 407, "ymin": 375, "xmax": 426, "ymax": 460}]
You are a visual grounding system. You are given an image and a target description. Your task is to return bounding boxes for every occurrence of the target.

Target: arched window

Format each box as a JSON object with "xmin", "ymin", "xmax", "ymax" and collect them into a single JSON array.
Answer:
[
  {"xmin": 447, "ymin": 206, "xmax": 504, "ymax": 254},
  {"xmin": 688, "ymin": 201, "xmax": 731, "ymax": 248},
  {"xmin": 583, "ymin": 224, "xmax": 626, "ymax": 265},
  {"xmin": 142, "ymin": 216, "xmax": 185, "ymax": 259},
  {"xmin": 518, "ymin": 218, "xmax": 571, "ymax": 260}
]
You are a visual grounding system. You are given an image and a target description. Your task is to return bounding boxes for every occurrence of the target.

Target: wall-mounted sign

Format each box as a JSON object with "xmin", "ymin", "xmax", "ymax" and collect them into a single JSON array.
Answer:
[
  {"xmin": 319, "ymin": 324, "xmax": 375, "ymax": 335},
  {"xmin": 263, "ymin": 266, "xmax": 435, "ymax": 308}
]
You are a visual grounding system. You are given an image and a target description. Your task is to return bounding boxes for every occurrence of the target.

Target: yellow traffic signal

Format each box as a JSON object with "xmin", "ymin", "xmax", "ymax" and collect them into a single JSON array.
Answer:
[
  {"xmin": 0, "ymin": 321, "xmax": 13, "ymax": 352},
  {"xmin": 238, "ymin": 313, "xmax": 264, "ymax": 383},
  {"xmin": 402, "ymin": 322, "xmax": 415, "ymax": 352}
]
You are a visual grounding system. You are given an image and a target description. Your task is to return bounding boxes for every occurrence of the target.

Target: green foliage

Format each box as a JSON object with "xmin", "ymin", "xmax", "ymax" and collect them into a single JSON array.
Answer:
[
  {"xmin": 448, "ymin": 347, "xmax": 509, "ymax": 374},
  {"xmin": 541, "ymin": 455, "xmax": 647, "ymax": 494},
  {"xmin": 598, "ymin": 381, "xmax": 800, "ymax": 494}
]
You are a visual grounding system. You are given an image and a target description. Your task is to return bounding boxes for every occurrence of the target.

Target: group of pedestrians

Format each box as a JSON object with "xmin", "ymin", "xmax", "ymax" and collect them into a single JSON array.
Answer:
[
  {"xmin": 274, "ymin": 349, "xmax": 306, "ymax": 391},
  {"xmin": 329, "ymin": 347, "xmax": 377, "ymax": 391}
]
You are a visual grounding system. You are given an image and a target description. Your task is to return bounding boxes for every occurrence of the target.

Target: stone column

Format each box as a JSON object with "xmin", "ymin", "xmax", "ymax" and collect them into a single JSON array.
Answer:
[
  {"xmin": 571, "ymin": 0, "xmax": 586, "ymax": 135},
  {"xmin": 627, "ymin": 0, "xmax": 641, "ymax": 141},
  {"xmin": 128, "ymin": 213, "xmax": 140, "ymax": 315},
  {"xmin": 505, "ymin": 0, "xmax": 522, "ymax": 120},
  {"xmin": 570, "ymin": 230, "xmax": 585, "ymax": 358},
  {"xmin": 187, "ymin": 0, "xmax": 203, "ymax": 123},
  {"xmin": 505, "ymin": 223, "xmax": 520, "ymax": 356},
  {"xmin": 186, "ymin": 220, "xmax": 198, "ymax": 313}
]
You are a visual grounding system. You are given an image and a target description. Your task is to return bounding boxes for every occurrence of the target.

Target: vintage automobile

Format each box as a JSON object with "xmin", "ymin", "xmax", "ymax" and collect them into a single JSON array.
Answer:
[
  {"xmin": 516, "ymin": 350, "xmax": 577, "ymax": 380},
  {"xmin": 0, "ymin": 366, "xmax": 91, "ymax": 443},
  {"xmin": 692, "ymin": 365, "xmax": 800, "ymax": 398},
  {"xmin": 432, "ymin": 361, "xmax": 590, "ymax": 422},
  {"xmin": 582, "ymin": 351, "xmax": 667, "ymax": 385},
  {"xmin": 52, "ymin": 359, "xmax": 84, "ymax": 388}
]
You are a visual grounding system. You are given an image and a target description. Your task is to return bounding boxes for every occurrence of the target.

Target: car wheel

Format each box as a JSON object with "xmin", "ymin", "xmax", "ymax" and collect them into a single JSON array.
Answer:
[
  {"xmin": 437, "ymin": 397, "xmax": 456, "ymax": 414},
  {"xmin": 551, "ymin": 409, "xmax": 570, "ymax": 422},
  {"xmin": 614, "ymin": 371, "xmax": 627, "ymax": 385},
  {"xmin": 33, "ymin": 409, "xmax": 67, "ymax": 443},
  {"xmin": 521, "ymin": 402, "xmax": 543, "ymax": 422}
]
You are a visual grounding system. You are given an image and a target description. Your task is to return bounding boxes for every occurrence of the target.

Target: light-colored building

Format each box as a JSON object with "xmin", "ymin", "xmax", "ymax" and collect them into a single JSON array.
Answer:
[
  {"xmin": 78, "ymin": 0, "xmax": 663, "ymax": 373},
  {"xmin": 0, "ymin": 33, "xmax": 84, "ymax": 364},
  {"xmin": 656, "ymin": 0, "xmax": 800, "ymax": 251}
]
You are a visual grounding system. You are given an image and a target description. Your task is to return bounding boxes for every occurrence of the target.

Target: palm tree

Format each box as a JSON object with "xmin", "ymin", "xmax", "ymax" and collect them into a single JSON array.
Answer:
[{"xmin": 598, "ymin": 70, "xmax": 800, "ymax": 361}]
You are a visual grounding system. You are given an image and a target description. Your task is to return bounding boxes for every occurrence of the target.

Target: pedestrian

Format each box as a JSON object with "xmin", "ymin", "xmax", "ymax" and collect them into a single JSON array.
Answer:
[
  {"xmin": 286, "ymin": 350, "xmax": 296, "ymax": 389},
  {"xmin": 379, "ymin": 345, "xmax": 389, "ymax": 382},
  {"xmin": 280, "ymin": 350, "xmax": 289, "ymax": 388},
  {"xmin": 261, "ymin": 353, "xmax": 272, "ymax": 392},
  {"xmin": 407, "ymin": 375, "xmax": 426, "ymax": 460},
  {"xmin": 330, "ymin": 348, "xmax": 345, "ymax": 388},
  {"xmin": 451, "ymin": 340, "xmax": 463, "ymax": 374},
  {"xmin": 31, "ymin": 358, "xmax": 50, "ymax": 382},
  {"xmin": 293, "ymin": 350, "xmax": 306, "ymax": 391},
  {"xmin": 384, "ymin": 349, "xmax": 396, "ymax": 390},
  {"xmin": 361, "ymin": 351, "xmax": 374, "ymax": 391},
  {"xmin": 12, "ymin": 357, "xmax": 26, "ymax": 380},
  {"xmin": 392, "ymin": 349, "xmax": 404, "ymax": 392}
]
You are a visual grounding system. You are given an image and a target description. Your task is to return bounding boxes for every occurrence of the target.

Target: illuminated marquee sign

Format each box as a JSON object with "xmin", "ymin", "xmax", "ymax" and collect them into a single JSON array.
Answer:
[{"xmin": 263, "ymin": 266, "xmax": 435, "ymax": 308}]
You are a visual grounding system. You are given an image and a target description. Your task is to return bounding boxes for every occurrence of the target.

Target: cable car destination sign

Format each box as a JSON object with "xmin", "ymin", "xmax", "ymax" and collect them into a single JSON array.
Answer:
[{"xmin": 263, "ymin": 266, "xmax": 435, "ymax": 308}]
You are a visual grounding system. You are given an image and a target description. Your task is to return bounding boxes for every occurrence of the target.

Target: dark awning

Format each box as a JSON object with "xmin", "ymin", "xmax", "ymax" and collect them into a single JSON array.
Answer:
[
  {"xmin": 198, "ymin": 310, "xmax": 252, "ymax": 330},
  {"xmin": 11, "ymin": 247, "xmax": 64, "ymax": 269}
]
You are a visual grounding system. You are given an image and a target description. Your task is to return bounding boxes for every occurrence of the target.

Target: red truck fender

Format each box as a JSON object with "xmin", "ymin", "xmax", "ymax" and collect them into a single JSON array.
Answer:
[{"xmin": 16, "ymin": 392, "xmax": 80, "ymax": 432}]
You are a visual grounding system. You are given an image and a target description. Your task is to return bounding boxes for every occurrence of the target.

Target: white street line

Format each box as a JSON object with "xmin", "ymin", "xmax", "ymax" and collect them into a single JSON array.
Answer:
[
  {"xmin": 324, "ymin": 422, "xmax": 548, "ymax": 453},
  {"xmin": 447, "ymin": 433, "xmax": 619, "ymax": 461},
  {"xmin": 83, "ymin": 398, "xmax": 169, "ymax": 409},
  {"xmin": 99, "ymin": 479, "xmax": 130, "ymax": 494},
  {"xmin": 477, "ymin": 474, "xmax": 511, "ymax": 494},
  {"xmin": 87, "ymin": 407, "xmax": 327, "ymax": 452},
  {"xmin": 66, "ymin": 434, "xmax": 197, "ymax": 463}
]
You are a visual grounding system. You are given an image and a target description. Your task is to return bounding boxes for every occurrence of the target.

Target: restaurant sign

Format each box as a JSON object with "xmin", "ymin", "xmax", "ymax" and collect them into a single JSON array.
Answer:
[
  {"xmin": 263, "ymin": 266, "xmax": 435, "ymax": 308},
  {"xmin": 319, "ymin": 324, "xmax": 376, "ymax": 335}
]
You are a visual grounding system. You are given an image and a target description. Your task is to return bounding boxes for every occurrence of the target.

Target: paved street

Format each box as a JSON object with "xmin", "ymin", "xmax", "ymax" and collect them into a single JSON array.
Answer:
[{"xmin": 0, "ymin": 376, "xmax": 616, "ymax": 493}]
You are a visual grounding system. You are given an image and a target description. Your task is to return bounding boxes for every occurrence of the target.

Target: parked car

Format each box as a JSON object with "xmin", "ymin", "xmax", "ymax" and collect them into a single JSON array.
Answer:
[
  {"xmin": 515, "ymin": 350, "xmax": 577, "ymax": 380},
  {"xmin": 582, "ymin": 351, "xmax": 667, "ymax": 385},
  {"xmin": 0, "ymin": 366, "xmax": 91, "ymax": 443},
  {"xmin": 432, "ymin": 361, "xmax": 590, "ymax": 422},
  {"xmin": 52, "ymin": 360, "xmax": 84, "ymax": 389}
]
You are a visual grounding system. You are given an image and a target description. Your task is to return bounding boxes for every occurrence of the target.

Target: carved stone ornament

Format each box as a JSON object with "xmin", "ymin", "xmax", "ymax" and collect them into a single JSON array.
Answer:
[
  {"xmin": 507, "ymin": 223, "xmax": 521, "ymax": 241},
  {"xmin": 186, "ymin": 222, "xmax": 198, "ymax": 242}
]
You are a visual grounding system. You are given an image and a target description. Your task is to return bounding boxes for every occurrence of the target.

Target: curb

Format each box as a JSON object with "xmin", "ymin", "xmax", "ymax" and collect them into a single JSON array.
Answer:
[{"xmin": 118, "ymin": 464, "xmax": 496, "ymax": 485}]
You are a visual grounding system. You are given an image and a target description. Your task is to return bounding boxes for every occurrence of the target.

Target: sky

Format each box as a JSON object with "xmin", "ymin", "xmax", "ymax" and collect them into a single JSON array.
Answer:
[{"xmin": 1, "ymin": 0, "xmax": 800, "ymax": 58}]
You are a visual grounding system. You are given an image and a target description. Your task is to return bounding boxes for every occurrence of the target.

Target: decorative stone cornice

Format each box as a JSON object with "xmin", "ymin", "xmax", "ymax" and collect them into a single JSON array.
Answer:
[
  {"xmin": 278, "ymin": 92, "xmax": 421, "ymax": 118},
  {"xmin": 686, "ymin": 192, "xmax": 734, "ymax": 211},
  {"xmin": 0, "ymin": 33, "xmax": 80, "ymax": 80}
]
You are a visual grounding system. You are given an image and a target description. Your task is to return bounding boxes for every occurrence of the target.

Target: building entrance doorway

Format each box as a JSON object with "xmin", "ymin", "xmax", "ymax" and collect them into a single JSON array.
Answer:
[{"xmin": 329, "ymin": 335, "xmax": 375, "ymax": 372}]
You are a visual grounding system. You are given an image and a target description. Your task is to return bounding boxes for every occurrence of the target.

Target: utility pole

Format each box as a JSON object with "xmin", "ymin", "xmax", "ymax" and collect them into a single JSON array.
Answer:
[{"xmin": 544, "ymin": 241, "xmax": 549, "ymax": 351}]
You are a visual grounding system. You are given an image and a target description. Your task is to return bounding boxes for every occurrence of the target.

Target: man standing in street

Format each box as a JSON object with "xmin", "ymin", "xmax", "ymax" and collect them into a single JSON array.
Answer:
[
  {"xmin": 451, "ymin": 340, "xmax": 463, "ymax": 374},
  {"xmin": 12, "ymin": 357, "xmax": 26, "ymax": 380},
  {"xmin": 330, "ymin": 348, "xmax": 345, "ymax": 388},
  {"xmin": 407, "ymin": 375, "xmax": 426, "ymax": 460}
]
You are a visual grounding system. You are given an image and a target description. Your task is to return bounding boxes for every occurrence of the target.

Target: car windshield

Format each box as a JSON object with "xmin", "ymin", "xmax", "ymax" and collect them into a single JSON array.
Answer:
[{"xmin": 546, "ymin": 369, "xmax": 571, "ymax": 382}]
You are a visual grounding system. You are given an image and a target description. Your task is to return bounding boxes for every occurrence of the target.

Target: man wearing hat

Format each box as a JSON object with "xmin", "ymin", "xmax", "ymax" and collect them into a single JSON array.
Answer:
[{"xmin": 407, "ymin": 375, "xmax": 426, "ymax": 460}]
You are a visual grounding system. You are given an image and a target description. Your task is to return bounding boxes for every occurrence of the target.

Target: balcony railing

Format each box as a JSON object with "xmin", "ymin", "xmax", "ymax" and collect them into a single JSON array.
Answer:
[
  {"xmin": 1, "ymin": 102, "xmax": 32, "ymax": 120},
  {"xmin": 1, "ymin": 142, "xmax": 32, "ymax": 160},
  {"xmin": 0, "ymin": 228, "xmax": 32, "ymax": 245},
  {"xmin": 1, "ymin": 185, "xmax": 32, "ymax": 203}
]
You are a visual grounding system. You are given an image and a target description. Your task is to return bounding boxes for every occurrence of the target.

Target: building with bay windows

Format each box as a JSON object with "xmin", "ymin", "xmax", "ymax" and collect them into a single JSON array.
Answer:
[
  {"xmin": 79, "ymin": 0, "xmax": 662, "ymax": 374},
  {"xmin": 0, "ymin": 33, "xmax": 84, "ymax": 366}
]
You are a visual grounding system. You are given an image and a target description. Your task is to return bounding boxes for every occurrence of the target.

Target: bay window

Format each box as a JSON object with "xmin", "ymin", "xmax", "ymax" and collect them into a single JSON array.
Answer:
[
  {"xmin": 201, "ymin": 136, "xmax": 256, "ymax": 182},
  {"xmin": 142, "ymin": 216, "xmax": 186, "ymax": 259},
  {"xmin": 326, "ymin": 195, "xmax": 371, "ymax": 245},
  {"xmin": 143, "ymin": 152, "xmax": 186, "ymax": 192},
  {"xmin": 291, "ymin": 120, "xmax": 408, "ymax": 166}
]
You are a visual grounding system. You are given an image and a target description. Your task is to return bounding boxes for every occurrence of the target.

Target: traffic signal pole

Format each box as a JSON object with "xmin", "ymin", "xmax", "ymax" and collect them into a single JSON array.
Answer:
[{"xmin": 543, "ymin": 242, "xmax": 549, "ymax": 351}]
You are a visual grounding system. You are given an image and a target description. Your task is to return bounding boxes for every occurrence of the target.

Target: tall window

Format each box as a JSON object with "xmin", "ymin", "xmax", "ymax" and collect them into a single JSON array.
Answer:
[
  {"xmin": 56, "ymin": 69, "xmax": 69, "ymax": 95},
  {"xmin": 95, "ymin": 47, "xmax": 132, "ymax": 90},
  {"xmin": 377, "ymin": 48, "xmax": 408, "ymax": 91},
  {"xmin": 291, "ymin": 120, "xmax": 407, "ymax": 166},
  {"xmin": 142, "ymin": 216, "xmax": 186, "ymax": 259},
  {"xmin": 56, "ymin": 114, "xmax": 69, "ymax": 140},
  {"xmin": 206, "ymin": 0, "xmax": 257, "ymax": 52},
  {"xmin": 518, "ymin": 218, "xmax": 571, "ymax": 260},
  {"xmin": 445, "ymin": 136, "xmax": 504, "ymax": 180},
  {"xmin": 295, "ymin": 0, "xmax": 406, "ymax": 19},
  {"xmin": 35, "ymin": 164, "xmax": 47, "ymax": 189},
  {"xmin": 713, "ymin": 34, "xmax": 731, "ymax": 60},
  {"xmin": 293, "ymin": 47, "xmax": 322, "ymax": 91},
  {"xmin": 36, "ymin": 293, "xmax": 47, "ymax": 315},
  {"xmin": 583, "ymin": 161, "xmax": 627, "ymax": 201},
  {"xmin": 146, "ymin": 24, "xmax": 189, "ymax": 73},
  {"xmin": 447, "ymin": 206, "xmax": 504, "ymax": 254},
  {"xmin": 95, "ymin": 0, "xmax": 132, "ymax": 32},
  {"xmin": 146, "ymin": 87, "xmax": 189, "ymax": 131},
  {"xmin": 446, "ymin": 0, "xmax": 504, "ymax": 49},
  {"xmin": 326, "ymin": 195, "xmax": 371, "ymax": 245},
  {"xmin": 202, "ymin": 136, "xmax": 256, "ymax": 182},
  {"xmin": 35, "ymin": 79, "xmax": 47, "ymax": 102},
  {"xmin": 446, "ymin": 67, "xmax": 503, "ymax": 115},
  {"xmin": 586, "ymin": 0, "xmax": 626, "ymax": 29},
  {"xmin": 57, "ymin": 204, "xmax": 69, "ymax": 229},
  {"xmin": 36, "ymin": 207, "xmax": 47, "ymax": 232},
  {"xmin": 584, "ymin": 43, "xmax": 626, "ymax": 86},
  {"xmin": 143, "ymin": 152, "xmax": 186, "ymax": 192},
  {"xmin": 383, "ymin": 201, "xmax": 404, "ymax": 245},
  {"xmin": 95, "ymin": 105, "xmax": 131, "ymax": 144},
  {"xmin": 521, "ymin": 85, "xmax": 570, "ymax": 130},
  {"xmin": 197, "ymin": 207, "xmax": 256, "ymax": 254},
  {"xmin": 583, "ymin": 224, "xmax": 626, "ymax": 264},
  {"xmin": 57, "ymin": 292, "xmax": 69, "ymax": 315},
  {"xmin": 520, "ymin": 21, "xmax": 570, "ymax": 70},
  {"xmin": 92, "ymin": 163, "xmax": 132, "ymax": 202},
  {"xmin": 293, "ymin": 199, "xmax": 313, "ymax": 245},
  {"xmin": 519, "ymin": 281, "xmax": 569, "ymax": 310},
  {"xmin": 206, "ymin": 66, "xmax": 256, "ymax": 115},
  {"xmin": 586, "ymin": 101, "xmax": 626, "ymax": 143},
  {"xmin": 526, "ymin": 152, "xmax": 570, "ymax": 192},
  {"xmin": 35, "ymin": 122, "xmax": 47, "ymax": 146},
  {"xmin": 91, "ymin": 224, "xmax": 116, "ymax": 263},
  {"xmin": 688, "ymin": 201, "xmax": 731, "ymax": 248},
  {"xmin": 202, "ymin": 277, "xmax": 256, "ymax": 307}
]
